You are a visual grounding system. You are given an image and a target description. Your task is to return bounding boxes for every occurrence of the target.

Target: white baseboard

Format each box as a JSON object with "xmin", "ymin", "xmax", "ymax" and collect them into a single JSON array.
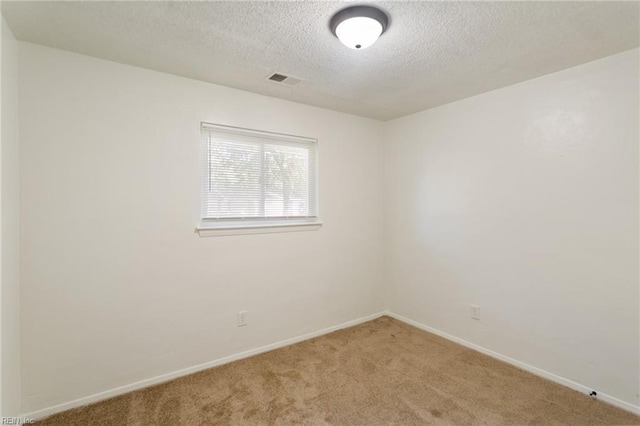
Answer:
[
  {"xmin": 21, "ymin": 310, "xmax": 640, "ymax": 420},
  {"xmin": 384, "ymin": 311, "xmax": 640, "ymax": 416},
  {"xmin": 22, "ymin": 311, "xmax": 386, "ymax": 421}
]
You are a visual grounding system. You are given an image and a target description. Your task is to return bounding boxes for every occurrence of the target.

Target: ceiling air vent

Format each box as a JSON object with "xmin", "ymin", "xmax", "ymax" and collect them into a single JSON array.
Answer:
[
  {"xmin": 268, "ymin": 73, "xmax": 287, "ymax": 82},
  {"xmin": 266, "ymin": 72, "xmax": 303, "ymax": 87}
]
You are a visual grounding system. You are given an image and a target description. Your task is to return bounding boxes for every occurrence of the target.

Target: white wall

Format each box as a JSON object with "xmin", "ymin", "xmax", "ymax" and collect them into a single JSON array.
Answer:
[
  {"xmin": 15, "ymin": 39, "xmax": 640, "ymax": 415},
  {"xmin": 1, "ymin": 17, "xmax": 21, "ymax": 417},
  {"xmin": 18, "ymin": 43, "xmax": 386, "ymax": 413},
  {"xmin": 385, "ymin": 49, "xmax": 639, "ymax": 407}
]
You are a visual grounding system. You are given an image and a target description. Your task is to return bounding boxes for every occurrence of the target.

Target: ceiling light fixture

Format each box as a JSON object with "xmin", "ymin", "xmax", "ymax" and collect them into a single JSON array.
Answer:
[{"xmin": 330, "ymin": 5, "xmax": 389, "ymax": 50}]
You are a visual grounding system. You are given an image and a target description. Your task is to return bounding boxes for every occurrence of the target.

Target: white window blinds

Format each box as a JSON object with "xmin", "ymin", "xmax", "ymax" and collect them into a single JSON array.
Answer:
[{"xmin": 201, "ymin": 123, "xmax": 318, "ymax": 222}]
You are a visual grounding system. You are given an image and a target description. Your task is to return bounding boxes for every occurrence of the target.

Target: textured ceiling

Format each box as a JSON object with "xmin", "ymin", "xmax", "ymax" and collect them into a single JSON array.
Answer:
[{"xmin": 2, "ymin": 1, "xmax": 638, "ymax": 120}]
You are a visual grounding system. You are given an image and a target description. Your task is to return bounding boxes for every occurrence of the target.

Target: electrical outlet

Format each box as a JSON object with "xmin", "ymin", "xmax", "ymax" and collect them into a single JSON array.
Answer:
[
  {"xmin": 238, "ymin": 311, "xmax": 247, "ymax": 327},
  {"xmin": 471, "ymin": 305, "xmax": 480, "ymax": 320}
]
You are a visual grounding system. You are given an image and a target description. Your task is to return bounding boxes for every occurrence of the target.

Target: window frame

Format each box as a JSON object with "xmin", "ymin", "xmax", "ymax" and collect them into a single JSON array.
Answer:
[{"xmin": 197, "ymin": 122, "xmax": 321, "ymax": 236}]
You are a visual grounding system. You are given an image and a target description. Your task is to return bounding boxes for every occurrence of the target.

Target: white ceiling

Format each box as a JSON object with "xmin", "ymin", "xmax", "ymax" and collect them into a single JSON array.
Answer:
[{"xmin": 2, "ymin": 1, "xmax": 638, "ymax": 120}]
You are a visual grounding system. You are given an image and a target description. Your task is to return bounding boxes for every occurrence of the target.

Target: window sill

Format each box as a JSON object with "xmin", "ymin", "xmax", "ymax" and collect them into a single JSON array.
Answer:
[{"xmin": 196, "ymin": 221, "xmax": 323, "ymax": 237}]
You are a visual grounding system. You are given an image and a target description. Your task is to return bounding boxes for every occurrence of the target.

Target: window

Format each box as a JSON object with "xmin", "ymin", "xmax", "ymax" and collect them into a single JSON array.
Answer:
[{"xmin": 199, "ymin": 123, "xmax": 320, "ymax": 235}]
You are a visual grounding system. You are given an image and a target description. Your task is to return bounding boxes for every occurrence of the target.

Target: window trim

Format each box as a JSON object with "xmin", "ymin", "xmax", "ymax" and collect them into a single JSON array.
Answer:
[
  {"xmin": 196, "ymin": 221, "xmax": 323, "ymax": 237},
  {"xmin": 198, "ymin": 122, "xmax": 320, "ymax": 236}
]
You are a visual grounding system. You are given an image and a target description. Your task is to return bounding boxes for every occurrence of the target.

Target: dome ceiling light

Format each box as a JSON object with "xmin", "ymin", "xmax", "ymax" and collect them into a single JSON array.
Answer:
[{"xmin": 330, "ymin": 5, "xmax": 389, "ymax": 50}]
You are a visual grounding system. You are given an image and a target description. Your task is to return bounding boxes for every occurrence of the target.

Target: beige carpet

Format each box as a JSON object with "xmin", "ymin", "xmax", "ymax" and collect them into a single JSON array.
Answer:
[{"xmin": 35, "ymin": 316, "xmax": 639, "ymax": 425}]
